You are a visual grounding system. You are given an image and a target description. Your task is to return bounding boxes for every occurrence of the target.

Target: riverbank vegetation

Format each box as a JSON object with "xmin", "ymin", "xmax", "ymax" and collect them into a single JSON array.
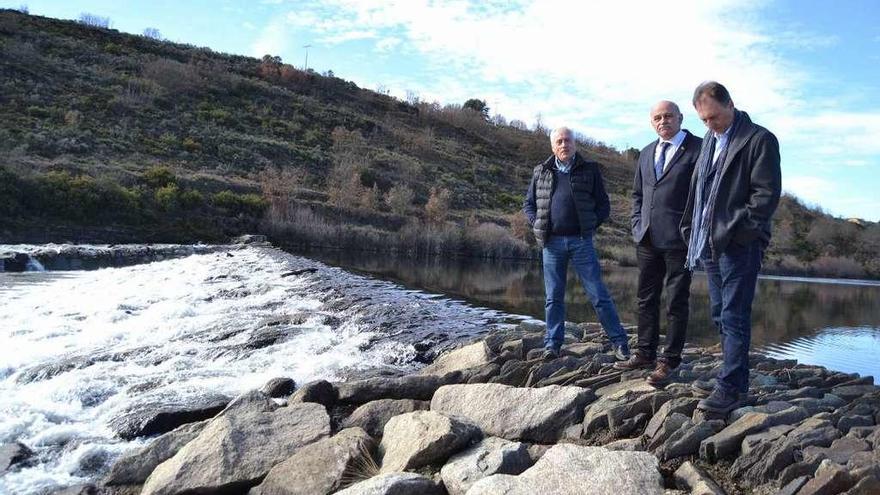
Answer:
[{"xmin": 1, "ymin": 9, "xmax": 877, "ymax": 278}]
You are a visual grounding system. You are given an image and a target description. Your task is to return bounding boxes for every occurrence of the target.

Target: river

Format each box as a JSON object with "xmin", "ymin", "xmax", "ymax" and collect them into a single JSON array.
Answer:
[{"xmin": 292, "ymin": 248, "xmax": 880, "ymax": 380}]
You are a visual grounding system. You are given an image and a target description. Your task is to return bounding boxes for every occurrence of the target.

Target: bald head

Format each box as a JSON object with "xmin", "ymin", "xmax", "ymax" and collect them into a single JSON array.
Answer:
[{"xmin": 650, "ymin": 100, "xmax": 683, "ymax": 141}]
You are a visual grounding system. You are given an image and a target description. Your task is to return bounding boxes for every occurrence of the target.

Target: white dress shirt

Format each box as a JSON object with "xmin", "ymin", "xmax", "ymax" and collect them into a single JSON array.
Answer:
[
  {"xmin": 653, "ymin": 129, "xmax": 686, "ymax": 173},
  {"xmin": 712, "ymin": 124, "xmax": 734, "ymax": 165}
]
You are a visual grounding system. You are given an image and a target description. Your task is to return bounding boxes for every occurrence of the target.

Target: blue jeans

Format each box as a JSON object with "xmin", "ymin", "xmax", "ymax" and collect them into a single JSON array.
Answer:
[
  {"xmin": 702, "ymin": 239, "xmax": 763, "ymax": 394},
  {"xmin": 542, "ymin": 235, "xmax": 629, "ymax": 351}
]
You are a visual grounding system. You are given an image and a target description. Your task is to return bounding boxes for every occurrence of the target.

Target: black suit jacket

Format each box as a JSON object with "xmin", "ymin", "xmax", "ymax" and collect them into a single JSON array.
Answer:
[{"xmin": 631, "ymin": 130, "xmax": 702, "ymax": 249}]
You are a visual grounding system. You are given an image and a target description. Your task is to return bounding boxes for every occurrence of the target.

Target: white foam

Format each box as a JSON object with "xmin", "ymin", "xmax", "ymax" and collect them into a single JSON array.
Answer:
[{"xmin": 2, "ymin": 246, "xmax": 476, "ymax": 494}]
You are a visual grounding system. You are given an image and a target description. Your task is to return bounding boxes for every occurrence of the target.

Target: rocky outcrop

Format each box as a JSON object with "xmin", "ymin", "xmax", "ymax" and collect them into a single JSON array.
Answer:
[
  {"xmin": 1, "ymin": 442, "xmax": 34, "ymax": 473},
  {"xmin": 341, "ymin": 399, "xmax": 430, "ymax": 437},
  {"xmin": 141, "ymin": 394, "xmax": 330, "ymax": 495},
  {"xmin": 108, "ymin": 393, "xmax": 229, "ymax": 439},
  {"xmin": 465, "ymin": 444, "xmax": 663, "ymax": 495},
  {"xmin": 250, "ymin": 427, "xmax": 374, "ymax": 495},
  {"xmin": 431, "ymin": 383, "xmax": 595, "ymax": 443},
  {"xmin": 104, "ymin": 420, "xmax": 207, "ymax": 486},
  {"xmin": 378, "ymin": 411, "xmax": 481, "ymax": 473},
  {"xmin": 334, "ymin": 472, "xmax": 444, "ymax": 495},
  {"xmin": 439, "ymin": 437, "xmax": 532, "ymax": 495}
]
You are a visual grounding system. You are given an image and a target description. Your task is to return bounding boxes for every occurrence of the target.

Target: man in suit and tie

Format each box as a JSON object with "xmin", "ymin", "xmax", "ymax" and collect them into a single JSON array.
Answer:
[
  {"xmin": 615, "ymin": 101, "xmax": 701, "ymax": 386},
  {"xmin": 683, "ymin": 81, "xmax": 781, "ymax": 415}
]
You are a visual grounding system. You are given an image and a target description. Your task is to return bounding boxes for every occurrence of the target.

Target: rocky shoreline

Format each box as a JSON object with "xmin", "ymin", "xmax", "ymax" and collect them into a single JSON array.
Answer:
[{"xmin": 4, "ymin": 319, "xmax": 878, "ymax": 495}]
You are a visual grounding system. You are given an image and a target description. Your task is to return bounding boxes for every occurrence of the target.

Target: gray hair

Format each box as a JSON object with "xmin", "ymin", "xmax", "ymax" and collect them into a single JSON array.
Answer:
[{"xmin": 550, "ymin": 126, "xmax": 574, "ymax": 143}]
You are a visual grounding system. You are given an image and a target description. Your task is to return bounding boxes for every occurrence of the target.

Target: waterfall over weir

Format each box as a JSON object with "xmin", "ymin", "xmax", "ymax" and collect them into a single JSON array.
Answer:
[{"xmin": 0, "ymin": 245, "xmax": 517, "ymax": 494}]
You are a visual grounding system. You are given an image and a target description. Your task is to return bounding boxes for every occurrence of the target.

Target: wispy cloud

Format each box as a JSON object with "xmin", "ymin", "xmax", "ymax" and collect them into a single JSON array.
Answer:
[{"xmin": 250, "ymin": 18, "xmax": 291, "ymax": 57}]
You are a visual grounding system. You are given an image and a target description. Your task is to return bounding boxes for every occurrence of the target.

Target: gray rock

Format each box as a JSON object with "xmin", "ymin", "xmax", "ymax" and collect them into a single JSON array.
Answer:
[
  {"xmin": 431, "ymin": 383, "xmax": 595, "ymax": 443},
  {"xmin": 108, "ymin": 393, "xmax": 229, "ymax": 439},
  {"xmin": 334, "ymin": 472, "xmax": 444, "ymax": 495},
  {"xmin": 847, "ymin": 426, "xmax": 878, "ymax": 439},
  {"xmin": 583, "ymin": 381, "xmax": 657, "ymax": 435},
  {"xmin": 803, "ymin": 436, "xmax": 870, "ymax": 465},
  {"xmin": 289, "ymin": 380, "xmax": 338, "ymax": 408},
  {"xmin": 104, "ymin": 420, "xmax": 207, "ymax": 485},
  {"xmin": 260, "ymin": 377, "xmax": 296, "ymax": 398},
  {"xmin": 844, "ymin": 476, "xmax": 880, "ymax": 494},
  {"xmin": 338, "ymin": 372, "xmax": 462, "ymax": 404},
  {"xmin": 379, "ymin": 410, "xmax": 481, "ymax": 473},
  {"xmin": 786, "ymin": 418, "xmax": 841, "ymax": 449},
  {"xmin": 1, "ymin": 442, "xmax": 34, "ymax": 473},
  {"xmin": 439, "ymin": 437, "xmax": 532, "ymax": 495},
  {"xmin": 777, "ymin": 475, "xmax": 810, "ymax": 495},
  {"xmin": 740, "ymin": 424, "xmax": 793, "ymax": 456},
  {"xmin": 342, "ymin": 399, "xmax": 430, "ymax": 437},
  {"xmin": 250, "ymin": 427, "xmax": 374, "ymax": 495},
  {"xmin": 604, "ymin": 437, "xmax": 645, "ymax": 451},
  {"xmin": 644, "ymin": 398, "xmax": 700, "ymax": 439},
  {"xmin": 467, "ymin": 363, "xmax": 502, "ymax": 384},
  {"xmin": 646, "ymin": 413, "xmax": 691, "ymax": 451},
  {"xmin": 673, "ymin": 461, "xmax": 725, "ymax": 495},
  {"xmin": 730, "ymin": 435, "xmax": 797, "ymax": 486},
  {"xmin": 700, "ymin": 412, "xmax": 774, "ymax": 462},
  {"xmin": 466, "ymin": 444, "xmax": 663, "ymax": 495},
  {"xmin": 832, "ymin": 384, "xmax": 880, "ymax": 401},
  {"xmin": 491, "ymin": 360, "xmax": 532, "ymax": 387},
  {"xmin": 778, "ymin": 459, "xmax": 822, "ymax": 486},
  {"xmin": 797, "ymin": 459, "xmax": 855, "ymax": 495},
  {"xmin": 728, "ymin": 401, "xmax": 792, "ymax": 422},
  {"xmin": 141, "ymin": 400, "xmax": 330, "ymax": 495},
  {"xmin": 418, "ymin": 341, "xmax": 492, "ymax": 376},
  {"xmin": 838, "ymin": 414, "xmax": 874, "ymax": 433},
  {"xmin": 655, "ymin": 420, "xmax": 725, "ymax": 461}
]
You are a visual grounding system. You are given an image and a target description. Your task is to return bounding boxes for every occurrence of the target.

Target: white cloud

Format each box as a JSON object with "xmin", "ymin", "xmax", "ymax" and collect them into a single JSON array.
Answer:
[
  {"xmin": 250, "ymin": 18, "xmax": 291, "ymax": 57},
  {"xmin": 784, "ymin": 176, "xmax": 835, "ymax": 205}
]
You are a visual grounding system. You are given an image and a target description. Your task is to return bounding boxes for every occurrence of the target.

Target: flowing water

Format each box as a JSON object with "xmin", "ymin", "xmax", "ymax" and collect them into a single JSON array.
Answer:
[{"xmin": 0, "ymin": 246, "xmax": 513, "ymax": 494}]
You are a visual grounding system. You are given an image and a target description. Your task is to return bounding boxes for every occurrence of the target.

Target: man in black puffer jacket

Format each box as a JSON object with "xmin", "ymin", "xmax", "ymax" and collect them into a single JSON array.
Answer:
[{"xmin": 523, "ymin": 126, "xmax": 630, "ymax": 360}]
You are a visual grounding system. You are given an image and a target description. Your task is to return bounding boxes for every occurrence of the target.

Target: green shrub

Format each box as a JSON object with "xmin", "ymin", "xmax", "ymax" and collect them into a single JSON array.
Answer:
[
  {"xmin": 211, "ymin": 190, "xmax": 267, "ymax": 216},
  {"xmin": 142, "ymin": 165, "xmax": 177, "ymax": 189},
  {"xmin": 154, "ymin": 183, "xmax": 180, "ymax": 211}
]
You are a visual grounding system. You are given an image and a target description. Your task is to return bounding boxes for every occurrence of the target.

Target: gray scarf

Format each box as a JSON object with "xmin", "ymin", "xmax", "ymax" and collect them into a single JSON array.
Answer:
[{"xmin": 685, "ymin": 112, "xmax": 741, "ymax": 270}]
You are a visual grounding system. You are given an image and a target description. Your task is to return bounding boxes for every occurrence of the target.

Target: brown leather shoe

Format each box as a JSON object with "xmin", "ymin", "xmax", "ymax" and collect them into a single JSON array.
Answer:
[
  {"xmin": 647, "ymin": 362, "xmax": 675, "ymax": 386},
  {"xmin": 613, "ymin": 352, "xmax": 655, "ymax": 370}
]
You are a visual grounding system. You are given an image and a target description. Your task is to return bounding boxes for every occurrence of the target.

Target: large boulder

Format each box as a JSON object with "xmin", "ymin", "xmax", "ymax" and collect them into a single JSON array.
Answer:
[
  {"xmin": 250, "ymin": 427, "xmax": 374, "ymax": 495},
  {"xmin": 341, "ymin": 399, "xmax": 430, "ymax": 437},
  {"xmin": 440, "ymin": 437, "xmax": 532, "ymax": 495},
  {"xmin": 108, "ymin": 393, "xmax": 229, "ymax": 439},
  {"xmin": 1, "ymin": 442, "xmax": 34, "ymax": 473},
  {"xmin": 379, "ymin": 411, "xmax": 481, "ymax": 473},
  {"xmin": 337, "ymin": 373, "xmax": 463, "ymax": 404},
  {"xmin": 431, "ymin": 383, "xmax": 595, "ymax": 443},
  {"xmin": 466, "ymin": 444, "xmax": 663, "ymax": 495},
  {"xmin": 104, "ymin": 420, "xmax": 208, "ymax": 485},
  {"xmin": 141, "ymin": 397, "xmax": 330, "ymax": 495},
  {"xmin": 418, "ymin": 341, "xmax": 492, "ymax": 376},
  {"xmin": 334, "ymin": 472, "xmax": 444, "ymax": 495}
]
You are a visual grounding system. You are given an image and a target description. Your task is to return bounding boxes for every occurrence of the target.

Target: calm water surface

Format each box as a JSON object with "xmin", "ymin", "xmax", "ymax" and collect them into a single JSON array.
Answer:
[{"xmin": 290, "ymin": 248, "xmax": 880, "ymax": 380}]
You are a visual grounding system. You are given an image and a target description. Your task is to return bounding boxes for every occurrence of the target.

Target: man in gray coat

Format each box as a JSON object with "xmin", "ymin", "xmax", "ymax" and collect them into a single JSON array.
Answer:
[
  {"xmin": 615, "ymin": 101, "xmax": 701, "ymax": 386},
  {"xmin": 682, "ymin": 81, "xmax": 781, "ymax": 415}
]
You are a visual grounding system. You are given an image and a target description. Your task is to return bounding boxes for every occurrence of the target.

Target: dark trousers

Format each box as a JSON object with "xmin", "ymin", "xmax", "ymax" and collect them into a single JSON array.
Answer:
[
  {"xmin": 702, "ymin": 239, "xmax": 763, "ymax": 394},
  {"xmin": 635, "ymin": 233, "xmax": 691, "ymax": 367}
]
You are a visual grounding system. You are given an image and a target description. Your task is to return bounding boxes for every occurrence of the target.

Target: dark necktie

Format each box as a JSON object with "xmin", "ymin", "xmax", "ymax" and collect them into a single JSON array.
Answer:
[{"xmin": 655, "ymin": 141, "xmax": 670, "ymax": 180}]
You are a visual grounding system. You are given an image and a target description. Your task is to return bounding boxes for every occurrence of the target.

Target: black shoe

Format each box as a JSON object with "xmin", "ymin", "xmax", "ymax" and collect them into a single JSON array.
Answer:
[
  {"xmin": 697, "ymin": 387, "xmax": 743, "ymax": 415},
  {"xmin": 541, "ymin": 348, "xmax": 560, "ymax": 360}
]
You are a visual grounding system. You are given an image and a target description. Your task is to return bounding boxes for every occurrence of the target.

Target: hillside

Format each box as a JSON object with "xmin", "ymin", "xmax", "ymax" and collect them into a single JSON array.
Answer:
[{"xmin": 1, "ymin": 10, "xmax": 877, "ymax": 279}]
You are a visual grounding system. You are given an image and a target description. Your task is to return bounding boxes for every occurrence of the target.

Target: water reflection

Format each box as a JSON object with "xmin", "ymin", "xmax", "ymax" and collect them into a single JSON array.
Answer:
[{"xmin": 288, "ymin": 248, "xmax": 880, "ymax": 379}]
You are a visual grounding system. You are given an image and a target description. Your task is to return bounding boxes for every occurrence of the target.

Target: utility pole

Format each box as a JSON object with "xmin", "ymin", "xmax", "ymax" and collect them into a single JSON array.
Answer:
[{"xmin": 303, "ymin": 44, "xmax": 312, "ymax": 71}]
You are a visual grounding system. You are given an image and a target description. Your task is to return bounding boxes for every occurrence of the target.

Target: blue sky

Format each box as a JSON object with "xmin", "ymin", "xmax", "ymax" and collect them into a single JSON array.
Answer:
[{"xmin": 6, "ymin": 0, "xmax": 880, "ymax": 221}]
